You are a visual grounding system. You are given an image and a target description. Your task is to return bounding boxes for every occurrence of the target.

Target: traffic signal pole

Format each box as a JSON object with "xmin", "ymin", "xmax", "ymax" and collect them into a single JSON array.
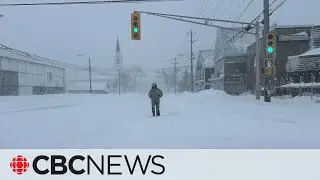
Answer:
[
  {"xmin": 255, "ymin": 20, "xmax": 260, "ymax": 99},
  {"xmin": 263, "ymin": 0, "xmax": 271, "ymax": 102}
]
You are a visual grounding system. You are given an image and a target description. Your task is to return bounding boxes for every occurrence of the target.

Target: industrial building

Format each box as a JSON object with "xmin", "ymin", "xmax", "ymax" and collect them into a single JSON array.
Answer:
[{"xmin": 0, "ymin": 45, "xmax": 66, "ymax": 96}]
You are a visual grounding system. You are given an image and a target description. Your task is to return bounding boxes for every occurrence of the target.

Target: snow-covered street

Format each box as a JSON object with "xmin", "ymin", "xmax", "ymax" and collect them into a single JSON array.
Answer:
[{"xmin": 0, "ymin": 90, "xmax": 319, "ymax": 149}]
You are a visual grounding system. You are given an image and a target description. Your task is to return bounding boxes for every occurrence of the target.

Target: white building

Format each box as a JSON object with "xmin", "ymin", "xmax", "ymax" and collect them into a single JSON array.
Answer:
[
  {"xmin": 0, "ymin": 46, "xmax": 66, "ymax": 96},
  {"xmin": 213, "ymin": 26, "xmax": 264, "ymax": 61},
  {"xmin": 195, "ymin": 49, "xmax": 215, "ymax": 91}
]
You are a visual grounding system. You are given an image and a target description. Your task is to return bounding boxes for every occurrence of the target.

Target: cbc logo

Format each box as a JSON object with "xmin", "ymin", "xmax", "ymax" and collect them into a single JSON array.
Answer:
[{"xmin": 10, "ymin": 155, "xmax": 30, "ymax": 175}]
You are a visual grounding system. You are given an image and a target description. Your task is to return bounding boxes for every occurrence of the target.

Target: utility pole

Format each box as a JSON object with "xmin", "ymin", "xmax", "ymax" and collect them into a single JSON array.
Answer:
[
  {"xmin": 263, "ymin": 0, "xmax": 271, "ymax": 102},
  {"xmin": 255, "ymin": 20, "xmax": 260, "ymax": 99},
  {"xmin": 187, "ymin": 29, "xmax": 196, "ymax": 92},
  {"xmin": 172, "ymin": 58, "xmax": 179, "ymax": 95},
  {"xmin": 88, "ymin": 57, "xmax": 92, "ymax": 93}
]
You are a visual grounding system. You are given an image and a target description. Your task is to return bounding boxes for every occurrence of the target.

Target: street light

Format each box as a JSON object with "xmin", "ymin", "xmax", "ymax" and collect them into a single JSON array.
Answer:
[{"xmin": 77, "ymin": 53, "xmax": 92, "ymax": 93}]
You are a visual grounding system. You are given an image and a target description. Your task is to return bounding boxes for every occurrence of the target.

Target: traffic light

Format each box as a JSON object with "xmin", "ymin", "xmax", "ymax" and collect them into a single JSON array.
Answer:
[
  {"xmin": 131, "ymin": 12, "xmax": 141, "ymax": 40},
  {"xmin": 266, "ymin": 32, "xmax": 275, "ymax": 56}
]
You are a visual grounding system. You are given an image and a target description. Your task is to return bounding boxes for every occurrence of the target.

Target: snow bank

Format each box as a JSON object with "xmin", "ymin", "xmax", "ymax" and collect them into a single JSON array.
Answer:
[{"xmin": 0, "ymin": 90, "xmax": 319, "ymax": 149}]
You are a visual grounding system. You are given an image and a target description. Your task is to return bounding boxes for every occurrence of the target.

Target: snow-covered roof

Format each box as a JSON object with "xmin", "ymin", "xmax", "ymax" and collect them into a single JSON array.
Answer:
[
  {"xmin": 198, "ymin": 49, "xmax": 214, "ymax": 67},
  {"xmin": 278, "ymin": 83, "xmax": 320, "ymax": 88},
  {"xmin": 293, "ymin": 32, "xmax": 308, "ymax": 36},
  {"xmin": 0, "ymin": 45, "xmax": 65, "ymax": 69},
  {"xmin": 299, "ymin": 47, "xmax": 320, "ymax": 57},
  {"xmin": 270, "ymin": 24, "xmax": 315, "ymax": 31}
]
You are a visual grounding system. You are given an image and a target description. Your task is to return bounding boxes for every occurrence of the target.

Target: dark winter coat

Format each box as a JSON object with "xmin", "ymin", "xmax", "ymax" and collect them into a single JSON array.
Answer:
[{"xmin": 148, "ymin": 87, "xmax": 163, "ymax": 102}]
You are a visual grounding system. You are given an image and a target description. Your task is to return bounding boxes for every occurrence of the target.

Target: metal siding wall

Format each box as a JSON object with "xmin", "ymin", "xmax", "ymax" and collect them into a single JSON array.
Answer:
[
  {"xmin": 0, "ymin": 56, "xmax": 66, "ymax": 96},
  {"xmin": 1, "ymin": 57, "xmax": 10, "ymax": 70}
]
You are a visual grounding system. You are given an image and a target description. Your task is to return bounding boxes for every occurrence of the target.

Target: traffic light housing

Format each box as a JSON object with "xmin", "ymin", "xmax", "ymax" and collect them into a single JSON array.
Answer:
[
  {"xmin": 131, "ymin": 12, "xmax": 141, "ymax": 40},
  {"xmin": 266, "ymin": 32, "xmax": 275, "ymax": 57}
]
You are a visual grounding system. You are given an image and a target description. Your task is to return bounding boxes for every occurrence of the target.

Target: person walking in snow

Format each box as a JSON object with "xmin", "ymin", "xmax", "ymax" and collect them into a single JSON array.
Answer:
[{"xmin": 148, "ymin": 83, "xmax": 163, "ymax": 116}]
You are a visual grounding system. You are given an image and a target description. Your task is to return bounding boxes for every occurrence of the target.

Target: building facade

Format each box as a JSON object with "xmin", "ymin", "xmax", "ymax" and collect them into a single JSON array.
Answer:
[
  {"xmin": 209, "ymin": 53, "xmax": 247, "ymax": 95},
  {"xmin": 0, "ymin": 47, "xmax": 66, "ymax": 96},
  {"xmin": 214, "ymin": 27, "xmax": 262, "ymax": 62},
  {"xmin": 286, "ymin": 48, "xmax": 320, "ymax": 83},
  {"xmin": 195, "ymin": 49, "xmax": 215, "ymax": 91},
  {"xmin": 246, "ymin": 24, "xmax": 320, "ymax": 93}
]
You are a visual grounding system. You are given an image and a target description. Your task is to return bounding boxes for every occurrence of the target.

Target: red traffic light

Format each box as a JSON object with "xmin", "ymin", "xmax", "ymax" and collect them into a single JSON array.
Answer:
[{"xmin": 267, "ymin": 34, "xmax": 274, "ymax": 39}]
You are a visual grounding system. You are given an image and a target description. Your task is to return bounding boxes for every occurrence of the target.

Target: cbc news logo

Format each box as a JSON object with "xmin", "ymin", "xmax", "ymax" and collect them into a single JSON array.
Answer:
[
  {"xmin": 9, "ymin": 154, "xmax": 165, "ymax": 176},
  {"xmin": 10, "ymin": 155, "xmax": 30, "ymax": 175}
]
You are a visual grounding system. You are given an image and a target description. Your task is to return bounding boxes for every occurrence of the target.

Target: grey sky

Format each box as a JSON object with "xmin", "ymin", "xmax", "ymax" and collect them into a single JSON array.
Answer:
[{"xmin": 0, "ymin": 0, "xmax": 320, "ymax": 74}]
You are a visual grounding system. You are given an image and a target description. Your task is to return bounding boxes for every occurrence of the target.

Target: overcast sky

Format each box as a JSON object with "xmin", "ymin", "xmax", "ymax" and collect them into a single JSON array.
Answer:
[{"xmin": 0, "ymin": 0, "xmax": 320, "ymax": 74}]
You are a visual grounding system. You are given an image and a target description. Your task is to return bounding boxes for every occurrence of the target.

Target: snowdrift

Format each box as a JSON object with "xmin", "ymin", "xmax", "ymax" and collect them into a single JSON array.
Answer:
[{"xmin": 0, "ymin": 90, "xmax": 319, "ymax": 149}]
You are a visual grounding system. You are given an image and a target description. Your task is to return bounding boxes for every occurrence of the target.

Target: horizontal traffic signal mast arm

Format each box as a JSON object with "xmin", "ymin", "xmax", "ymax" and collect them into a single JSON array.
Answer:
[
  {"xmin": 138, "ymin": 11, "xmax": 255, "ymax": 25},
  {"xmin": 137, "ymin": 11, "xmax": 256, "ymax": 35},
  {"xmin": 0, "ymin": 0, "xmax": 184, "ymax": 6}
]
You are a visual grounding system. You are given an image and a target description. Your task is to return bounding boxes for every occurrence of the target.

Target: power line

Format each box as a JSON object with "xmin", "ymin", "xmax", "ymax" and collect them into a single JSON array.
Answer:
[
  {"xmin": 196, "ymin": 0, "xmax": 208, "ymax": 17},
  {"xmin": 0, "ymin": 0, "xmax": 181, "ymax": 7},
  {"xmin": 205, "ymin": 0, "xmax": 282, "ymax": 59},
  {"xmin": 199, "ymin": 0, "xmax": 215, "ymax": 18},
  {"xmin": 269, "ymin": 0, "xmax": 287, "ymax": 16},
  {"xmin": 236, "ymin": 0, "xmax": 255, "ymax": 21}
]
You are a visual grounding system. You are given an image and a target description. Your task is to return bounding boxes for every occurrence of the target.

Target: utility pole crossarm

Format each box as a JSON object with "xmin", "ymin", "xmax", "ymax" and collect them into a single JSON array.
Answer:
[
  {"xmin": 138, "ymin": 11, "xmax": 255, "ymax": 25},
  {"xmin": 148, "ymin": 13, "xmax": 256, "ymax": 35}
]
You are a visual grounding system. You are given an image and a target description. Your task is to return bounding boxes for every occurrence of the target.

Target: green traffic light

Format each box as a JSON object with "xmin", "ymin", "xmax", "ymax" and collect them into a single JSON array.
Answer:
[
  {"xmin": 133, "ymin": 27, "xmax": 139, "ymax": 33},
  {"xmin": 267, "ymin": 47, "xmax": 274, "ymax": 53}
]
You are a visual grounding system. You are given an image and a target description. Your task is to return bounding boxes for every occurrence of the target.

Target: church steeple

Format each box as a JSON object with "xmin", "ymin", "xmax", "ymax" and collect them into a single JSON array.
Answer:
[
  {"xmin": 116, "ymin": 36, "xmax": 120, "ymax": 52},
  {"xmin": 115, "ymin": 36, "xmax": 122, "ymax": 68}
]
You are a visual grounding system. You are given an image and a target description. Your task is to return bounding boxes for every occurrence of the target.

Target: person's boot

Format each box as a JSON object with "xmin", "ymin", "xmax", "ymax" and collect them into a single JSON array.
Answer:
[
  {"xmin": 156, "ymin": 110, "xmax": 160, "ymax": 116},
  {"xmin": 152, "ymin": 111, "xmax": 155, "ymax": 117}
]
